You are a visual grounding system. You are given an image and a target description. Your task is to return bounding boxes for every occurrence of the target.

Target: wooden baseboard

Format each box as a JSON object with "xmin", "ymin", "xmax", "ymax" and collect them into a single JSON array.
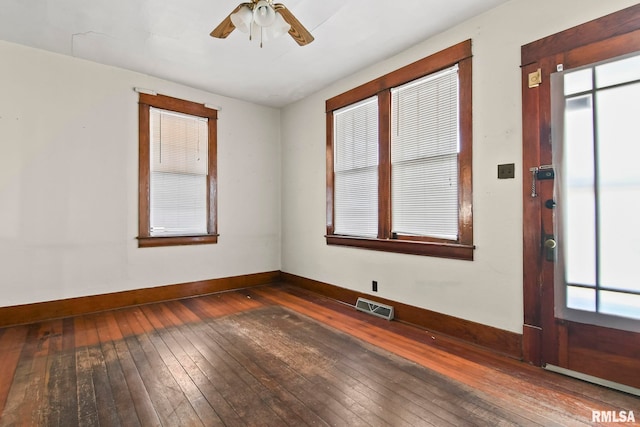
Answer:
[
  {"xmin": 1, "ymin": 270, "xmax": 523, "ymax": 359},
  {"xmin": 281, "ymin": 272, "xmax": 523, "ymax": 359},
  {"xmin": 0, "ymin": 271, "xmax": 281, "ymax": 328}
]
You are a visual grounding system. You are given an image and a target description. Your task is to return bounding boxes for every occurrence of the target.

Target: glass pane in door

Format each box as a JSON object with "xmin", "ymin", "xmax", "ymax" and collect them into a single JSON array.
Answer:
[
  {"xmin": 555, "ymin": 52, "xmax": 640, "ymax": 326},
  {"xmin": 596, "ymin": 82, "xmax": 640, "ymax": 294},
  {"xmin": 563, "ymin": 94, "xmax": 596, "ymax": 290}
]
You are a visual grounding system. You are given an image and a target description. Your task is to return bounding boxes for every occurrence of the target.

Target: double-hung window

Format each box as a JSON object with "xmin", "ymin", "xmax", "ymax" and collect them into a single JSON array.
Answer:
[
  {"xmin": 138, "ymin": 93, "xmax": 218, "ymax": 247},
  {"xmin": 326, "ymin": 40, "xmax": 474, "ymax": 260},
  {"xmin": 333, "ymin": 97, "xmax": 380, "ymax": 238}
]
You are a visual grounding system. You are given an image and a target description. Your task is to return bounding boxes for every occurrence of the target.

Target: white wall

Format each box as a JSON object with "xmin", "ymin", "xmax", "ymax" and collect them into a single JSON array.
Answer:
[
  {"xmin": 0, "ymin": 41, "xmax": 281, "ymax": 306},
  {"xmin": 280, "ymin": 0, "xmax": 638, "ymax": 333}
]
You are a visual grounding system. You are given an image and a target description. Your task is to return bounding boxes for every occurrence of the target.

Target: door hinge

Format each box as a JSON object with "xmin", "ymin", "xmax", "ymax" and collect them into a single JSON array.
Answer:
[{"xmin": 528, "ymin": 68, "xmax": 542, "ymax": 88}]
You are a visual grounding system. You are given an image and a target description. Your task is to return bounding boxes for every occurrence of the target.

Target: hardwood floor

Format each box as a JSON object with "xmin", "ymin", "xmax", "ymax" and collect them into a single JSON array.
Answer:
[{"xmin": 0, "ymin": 283, "xmax": 637, "ymax": 426}]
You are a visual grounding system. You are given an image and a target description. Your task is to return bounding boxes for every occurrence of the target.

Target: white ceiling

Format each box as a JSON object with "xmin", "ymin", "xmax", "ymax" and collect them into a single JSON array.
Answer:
[{"xmin": 0, "ymin": 0, "xmax": 509, "ymax": 107}]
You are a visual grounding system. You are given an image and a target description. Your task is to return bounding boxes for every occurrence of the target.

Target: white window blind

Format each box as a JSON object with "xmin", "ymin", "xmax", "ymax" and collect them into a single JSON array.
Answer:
[
  {"xmin": 333, "ymin": 97, "xmax": 379, "ymax": 238},
  {"xmin": 150, "ymin": 107, "xmax": 208, "ymax": 236},
  {"xmin": 391, "ymin": 65, "xmax": 459, "ymax": 240}
]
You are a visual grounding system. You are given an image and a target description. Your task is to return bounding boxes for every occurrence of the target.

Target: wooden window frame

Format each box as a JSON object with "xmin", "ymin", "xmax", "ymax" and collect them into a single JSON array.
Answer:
[
  {"xmin": 137, "ymin": 93, "xmax": 218, "ymax": 248},
  {"xmin": 326, "ymin": 40, "xmax": 474, "ymax": 260}
]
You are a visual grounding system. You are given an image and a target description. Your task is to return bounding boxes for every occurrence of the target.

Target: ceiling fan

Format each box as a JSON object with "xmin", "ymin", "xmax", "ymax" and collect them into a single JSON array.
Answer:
[{"xmin": 210, "ymin": 0, "xmax": 314, "ymax": 47}]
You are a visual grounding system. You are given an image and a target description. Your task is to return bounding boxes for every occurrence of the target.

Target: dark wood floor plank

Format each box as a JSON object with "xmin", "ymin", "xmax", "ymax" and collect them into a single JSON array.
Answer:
[
  {"xmin": 235, "ymin": 305, "xmax": 465, "ymax": 427},
  {"xmin": 270, "ymin": 309, "xmax": 543, "ymax": 426},
  {"xmin": 265, "ymin": 287, "xmax": 568, "ymax": 425},
  {"xmin": 241, "ymin": 303, "xmax": 533, "ymax": 427},
  {"xmin": 73, "ymin": 315, "xmax": 100, "ymax": 427},
  {"xmin": 245, "ymin": 291, "xmax": 460, "ymax": 425},
  {"xmin": 39, "ymin": 321, "xmax": 65, "ymax": 425},
  {"xmin": 282, "ymin": 283, "xmax": 635, "ymax": 424},
  {"xmin": 251, "ymin": 286, "xmax": 596, "ymax": 426},
  {"xmin": 272, "ymin": 283, "xmax": 640, "ymax": 410},
  {"xmin": 170, "ymin": 299, "xmax": 295, "ymax": 426},
  {"xmin": 147, "ymin": 301, "xmax": 255, "ymax": 427},
  {"xmin": 187, "ymin": 297, "xmax": 412, "ymax": 426},
  {"xmin": 40, "ymin": 317, "xmax": 78, "ymax": 427},
  {"xmin": 82, "ymin": 314, "xmax": 122, "ymax": 427},
  {"xmin": 243, "ymin": 291, "xmax": 451, "ymax": 425},
  {"xmin": 93, "ymin": 312, "xmax": 141, "ymax": 427},
  {"xmin": 138, "ymin": 303, "xmax": 225, "ymax": 426},
  {"xmin": 103, "ymin": 310, "xmax": 162, "ymax": 427},
  {"xmin": 228, "ymin": 307, "xmax": 428, "ymax": 427},
  {"xmin": 0, "ymin": 325, "xmax": 29, "ymax": 417},
  {"xmin": 114, "ymin": 307, "xmax": 201, "ymax": 427},
  {"xmin": 9, "ymin": 321, "xmax": 59, "ymax": 426},
  {"xmin": 1, "ymin": 284, "xmax": 637, "ymax": 427},
  {"xmin": 171, "ymin": 299, "xmax": 329, "ymax": 427},
  {"xmin": 158, "ymin": 304, "xmax": 255, "ymax": 426},
  {"xmin": 178, "ymin": 302, "xmax": 308, "ymax": 426},
  {"xmin": 111, "ymin": 308, "xmax": 171, "ymax": 427},
  {"xmin": 287, "ymin": 285, "xmax": 606, "ymax": 424}
]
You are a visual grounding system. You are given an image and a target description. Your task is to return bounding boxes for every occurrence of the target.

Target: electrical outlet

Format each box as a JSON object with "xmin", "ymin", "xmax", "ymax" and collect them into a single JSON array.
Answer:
[
  {"xmin": 372, "ymin": 280, "xmax": 378, "ymax": 292},
  {"xmin": 498, "ymin": 163, "xmax": 515, "ymax": 179}
]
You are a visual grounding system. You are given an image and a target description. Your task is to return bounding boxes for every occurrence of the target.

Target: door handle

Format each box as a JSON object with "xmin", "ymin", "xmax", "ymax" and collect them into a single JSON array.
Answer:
[{"xmin": 544, "ymin": 235, "xmax": 556, "ymax": 261}]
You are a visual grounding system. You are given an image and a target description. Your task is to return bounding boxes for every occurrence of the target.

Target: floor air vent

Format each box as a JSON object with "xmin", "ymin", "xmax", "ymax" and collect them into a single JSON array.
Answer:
[{"xmin": 355, "ymin": 297, "xmax": 394, "ymax": 320}]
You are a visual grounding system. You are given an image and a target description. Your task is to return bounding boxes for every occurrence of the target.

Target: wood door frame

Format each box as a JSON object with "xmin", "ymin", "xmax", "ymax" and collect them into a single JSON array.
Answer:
[{"xmin": 521, "ymin": 4, "xmax": 640, "ymax": 366}]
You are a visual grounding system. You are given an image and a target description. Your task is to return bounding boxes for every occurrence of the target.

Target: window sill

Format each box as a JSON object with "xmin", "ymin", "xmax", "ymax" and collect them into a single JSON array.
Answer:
[
  {"xmin": 326, "ymin": 235, "xmax": 474, "ymax": 260},
  {"xmin": 137, "ymin": 234, "xmax": 219, "ymax": 248}
]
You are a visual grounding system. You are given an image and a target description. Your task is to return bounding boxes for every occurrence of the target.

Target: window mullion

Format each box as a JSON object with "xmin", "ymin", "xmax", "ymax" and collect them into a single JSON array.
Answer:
[{"xmin": 378, "ymin": 91, "xmax": 392, "ymax": 240}]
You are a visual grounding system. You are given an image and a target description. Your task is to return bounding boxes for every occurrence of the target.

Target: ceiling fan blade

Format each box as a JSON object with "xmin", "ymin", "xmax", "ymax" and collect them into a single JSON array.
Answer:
[
  {"xmin": 274, "ymin": 4, "xmax": 314, "ymax": 46},
  {"xmin": 210, "ymin": 3, "xmax": 248, "ymax": 38}
]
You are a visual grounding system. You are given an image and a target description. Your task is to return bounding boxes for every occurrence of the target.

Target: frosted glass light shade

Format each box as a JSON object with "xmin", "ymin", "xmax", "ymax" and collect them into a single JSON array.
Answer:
[
  {"xmin": 253, "ymin": 1, "xmax": 277, "ymax": 27},
  {"xmin": 261, "ymin": 12, "xmax": 291, "ymax": 41},
  {"xmin": 230, "ymin": 5, "xmax": 253, "ymax": 33}
]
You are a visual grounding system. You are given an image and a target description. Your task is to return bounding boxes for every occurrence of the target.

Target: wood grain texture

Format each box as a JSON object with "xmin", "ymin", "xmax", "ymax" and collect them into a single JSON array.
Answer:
[
  {"xmin": 377, "ymin": 90, "xmax": 392, "ymax": 240},
  {"xmin": 520, "ymin": 4, "xmax": 640, "ymax": 387},
  {"xmin": 210, "ymin": 4, "xmax": 243, "ymax": 39},
  {"xmin": 325, "ymin": 234, "xmax": 475, "ymax": 260},
  {"xmin": 282, "ymin": 272, "xmax": 522, "ymax": 358},
  {"xmin": 0, "ymin": 283, "xmax": 636, "ymax": 426},
  {"xmin": 138, "ymin": 101, "xmax": 151, "ymax": 240},
  {"xmin": 520, "ymin": 57, "xmax": 543, "ymax": 365},
  {"xmin": 326, "ymin": 40, "xmax": 472, "ymax": 112},
  {"xmin": 521, "ymin": 4, "xmax": 640, "ymax": 66},
  {"xmin": 276, "ymin": 6, "xmax": 315, "ymax": 46},
  {"xmin": 0, "ymin": 271, "xmax": 280, "ymax": 328}
]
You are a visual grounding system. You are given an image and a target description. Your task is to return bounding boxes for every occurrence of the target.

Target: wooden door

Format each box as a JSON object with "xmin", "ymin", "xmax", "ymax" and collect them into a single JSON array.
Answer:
[{"xmin": 522, "ymin": 4, "xmax": 640, "ymax": 390}]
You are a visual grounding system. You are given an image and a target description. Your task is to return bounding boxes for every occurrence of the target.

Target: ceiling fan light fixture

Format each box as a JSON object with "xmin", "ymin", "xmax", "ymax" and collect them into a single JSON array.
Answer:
[
  {"xmin": 253, "ymin": 0, "xmax": 277, "ymax": 27},
  {"xmin": 210, "ymin": 1, "xmax": 314, "ymax": 46},
  {"xmin": 230, "ymin": 5, "xmax": 253, "ymax": 33}
]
